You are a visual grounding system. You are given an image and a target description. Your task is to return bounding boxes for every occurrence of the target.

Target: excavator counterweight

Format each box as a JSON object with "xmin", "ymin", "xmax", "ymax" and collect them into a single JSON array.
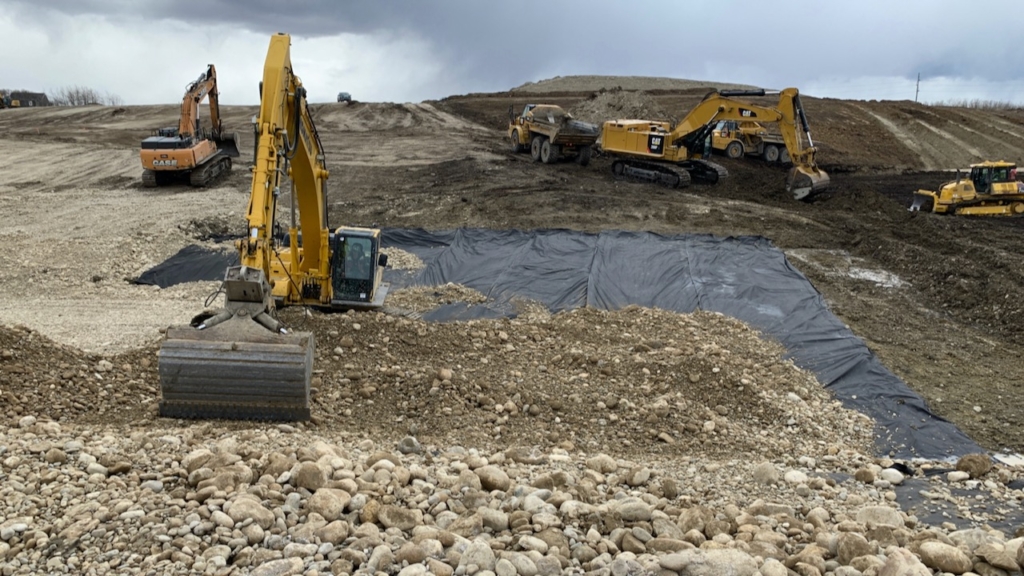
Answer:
[{"xmin": 157, "ymin": 34, "xmax": 389, "ymax": 421}]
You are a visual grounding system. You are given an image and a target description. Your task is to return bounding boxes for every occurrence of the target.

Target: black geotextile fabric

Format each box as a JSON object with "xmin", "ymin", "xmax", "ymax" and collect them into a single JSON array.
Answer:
[
  {"xmin": 135, "ymin": 245, "xmax": 237, "ymax": 288},
  {"xmin": 136, "ymin": 227, "xmax": 983, "ymax": 460}
]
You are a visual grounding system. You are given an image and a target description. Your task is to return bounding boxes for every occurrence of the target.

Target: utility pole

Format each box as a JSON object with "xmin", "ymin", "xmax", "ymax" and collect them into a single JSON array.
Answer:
[{"xmin": 915, "ymin": 73, "xmax": 920, "ymax": 102}]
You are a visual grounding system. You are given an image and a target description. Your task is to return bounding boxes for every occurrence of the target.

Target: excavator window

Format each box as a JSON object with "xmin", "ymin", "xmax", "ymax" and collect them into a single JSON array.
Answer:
[{"xmin": 344, "ymin": 238, "xmax": 373, "ymax": 280}]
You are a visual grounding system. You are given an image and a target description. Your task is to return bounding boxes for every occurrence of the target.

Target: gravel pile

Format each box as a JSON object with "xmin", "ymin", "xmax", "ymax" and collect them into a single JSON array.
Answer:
[
  {"xmin": 3, "ymin": 300, "xmax": 1023, "ymax": 575},
  {"xmin": 0, "ymin": 419, "xmax": 1021, "ymax": 576},
  {"xmin": 568, "ymin": 90, "xmax": 675, "ymax": 127}
]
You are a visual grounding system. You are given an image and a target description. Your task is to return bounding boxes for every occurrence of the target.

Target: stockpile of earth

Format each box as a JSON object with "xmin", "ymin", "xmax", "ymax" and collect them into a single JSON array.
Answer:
[{"xmin": 568, "ymin": 89, "xmax": 676, "ymax": 126}]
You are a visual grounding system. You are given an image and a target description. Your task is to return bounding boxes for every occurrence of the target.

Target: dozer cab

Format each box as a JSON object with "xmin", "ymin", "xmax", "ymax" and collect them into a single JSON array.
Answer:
[
  {"xmin": 910, "ymin": 161, "xmax": 1024, "ymax": 216},
  {"xmin": 508, "ymin": 104, "xmax": 599, "ymax": 166},
  {"xmin": 599, "ymin": 88, "xmax": 830, "ymax": 200},
  {"xmin": 157, "ymin": 34, "xmax": 390, "ymax": 421},
  {"xmin": 140, "ymin": 64, "xmax": 241, "ymax": 187}
]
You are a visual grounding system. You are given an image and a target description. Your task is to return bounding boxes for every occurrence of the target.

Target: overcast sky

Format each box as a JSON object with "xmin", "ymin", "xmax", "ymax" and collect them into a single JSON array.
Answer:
[{"xmin": 4, "ymin": 0, "xmax": 1024, "ymax": 106}]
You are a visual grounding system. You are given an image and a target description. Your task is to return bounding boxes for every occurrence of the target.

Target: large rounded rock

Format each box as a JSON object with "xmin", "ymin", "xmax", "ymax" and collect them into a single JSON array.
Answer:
[
  {"xmin": 459, "ymin": 540, "xmax": 496, "ymax": 572},
  {"xmin": 307, "ymin": 488, "xmax": 351, "ymax": 522},
  {"xmin": 837, "ymin": 532, "xmax": 876, "ymax": 565},
  {"xmin": 228, "ymin": 496, "xmax": 275, "ymax": 530},
  {"xmin": 752, "ymin": 462, "xmax": 780, "ymax": 485},
  {"xmin": 586, "ymin": 454, "xmax": 617, "ymax": 473},
  {"xmin": 975, "ymin": 542, "xmax": 1020, "ymax": 572},
  {"xmin": 615, "ymin": 498, "xmax": 652, "ymax": 522},
  {"xmin": 855, "ymin": 506, "xmax": 904, "ymax": 528},
  {"xmin": 877, "ymin": 548, "xmax": 930, "ymax": 576},
  {"xmin": 918, "ymin": 541, "xmax": 973, "ymax": 574},
  {"xmin": 292, "ymin": 462, "xmax": 326, "ymax": 490},
  {"xmin": 378, "ymin": 505, "xmax": 423, "ymax": 531},
  {"xmin": 475, "ymin": 465, "xmax": 511, "ymax": 492},
  {"xmin": 660, "ymin": 549, "xmax": 758, "ymax": 576},
  {"xmin": 251, "ymin": 558, "xmax": 304, "ymax": 576}
]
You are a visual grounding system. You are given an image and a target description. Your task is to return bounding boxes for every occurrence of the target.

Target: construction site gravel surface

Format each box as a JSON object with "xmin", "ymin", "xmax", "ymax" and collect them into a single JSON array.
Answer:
[{"xmin": 1, "ymin": 78, "xmax": 1024, "ymax": 575}]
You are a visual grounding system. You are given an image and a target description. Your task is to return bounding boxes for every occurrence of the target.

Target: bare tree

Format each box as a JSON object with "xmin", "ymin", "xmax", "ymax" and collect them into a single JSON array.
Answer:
[
  {"xmin": 104, "ymin": 91, "xmax": 125, "ymax": 106},
  {"xmin": 48, "ymin": 85, "xmax": 124, "ymax": 107}
]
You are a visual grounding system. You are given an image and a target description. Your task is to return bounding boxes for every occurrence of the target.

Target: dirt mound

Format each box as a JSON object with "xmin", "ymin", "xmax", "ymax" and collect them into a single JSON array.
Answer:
[
  {"xmin": 0, "ymin": 325, "xmax": 157, "ymax": 423},
  {"xmin": 295, "ymin": 305, "xmax": 873, "ymax": 460},
  {"xmin": 568, "ymin": 89, "xmax": 676, "ymax": 126},
  {"xmin": 513, "ymin": 75, "xmax": 759, "ymax": 93}
]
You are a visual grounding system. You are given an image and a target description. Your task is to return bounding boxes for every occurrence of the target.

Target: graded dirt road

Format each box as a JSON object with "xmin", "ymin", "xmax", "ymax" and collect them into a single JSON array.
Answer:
[{"xmin": 1, "ymin": 83, "xmax": 1023, "ymax": 457}]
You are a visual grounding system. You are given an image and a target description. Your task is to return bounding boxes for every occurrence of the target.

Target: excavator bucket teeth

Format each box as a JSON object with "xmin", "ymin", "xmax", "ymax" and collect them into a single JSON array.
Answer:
[
  {"xmin": 214, "ymin": 132, "xmax": 241, "ymax": 158},
  {"xmin": 786, "ymin": 166, "xmax": 831, "ymax": 201},
  {"xmin": 157, "ymin": 317, "xmax": 312, "ymax": 421}
]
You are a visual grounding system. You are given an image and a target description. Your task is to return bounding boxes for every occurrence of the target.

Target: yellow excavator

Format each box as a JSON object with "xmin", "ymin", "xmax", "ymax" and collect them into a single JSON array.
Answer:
[
  {"xmin": 910, "ymin": 161, "xmax": 1024, "ymax": 216},
  {"xmin": 140, "ymin": 64, "xmax": 241, "ymax": 187},
  {"xmin": 157, "ymin": 34, "xmax": 390, "ymax": 420},
  {"xmin": 599, "ymin": 88, "xmax": 830, "ymax": 200}
]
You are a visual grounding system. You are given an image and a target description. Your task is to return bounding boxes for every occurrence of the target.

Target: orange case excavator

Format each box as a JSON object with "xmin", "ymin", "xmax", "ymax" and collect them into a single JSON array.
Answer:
[{"xmin": 140, "ymin": 64, "xmax": 240, "ymax": 187}]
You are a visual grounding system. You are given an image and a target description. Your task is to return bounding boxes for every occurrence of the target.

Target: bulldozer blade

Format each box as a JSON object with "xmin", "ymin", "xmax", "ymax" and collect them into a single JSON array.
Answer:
[
  {"xmin": 214, "ymin": 132, "xmax": 241, "ymax": 157},
  {"xmin": 786, "ymin": 166, "xmax": 831, "ymax": 201},
  {"xmin": 909, "ymin": 192, "xmax": 934, "ymax": 213},
  {"xmin": 158, "ymin": 315, "xmax": 312, "ymax": 420}
]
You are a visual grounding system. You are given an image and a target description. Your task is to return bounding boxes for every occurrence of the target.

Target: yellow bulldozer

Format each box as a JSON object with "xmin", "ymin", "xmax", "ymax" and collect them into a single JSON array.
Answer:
[
  {"xmin": 599, "ymin": 88, "xmax": 830, "ymax": 200},
  {"xmin": 157, "ymin": 34, "xmax": 390, "ymax": 420},
  {"xmin": 910, "ymin": 161, "xmax": 1024, "ymax": 216}
]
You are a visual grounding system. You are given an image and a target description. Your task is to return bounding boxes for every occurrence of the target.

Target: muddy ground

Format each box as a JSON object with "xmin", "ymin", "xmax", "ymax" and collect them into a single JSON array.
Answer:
[{"xmin": 0, "ymin": 82, "xmax": 1023, "ymax": 457}]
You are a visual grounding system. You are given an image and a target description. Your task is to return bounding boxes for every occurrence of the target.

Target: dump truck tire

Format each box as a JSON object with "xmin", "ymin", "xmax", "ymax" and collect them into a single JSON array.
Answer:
[
  {"xmin": 763, "ymin": 144, "xmax": 780, "ymax": 163},
  {"xmin": 541, "ymin": 140, "xmax": 560, "ymax": 164},
  {"xmin": 578, "ymin": 146, "xmax": 592, "ymax": 167},
  {"xmin": 510, "ymin": 130, "xmax": 524, "ymax": 153},
  {"xmin": 726, "ymin": 141, "xmax": 744, "ymax": 159},
  {"xmin": 531, "ymin": 136, "xmax": 543, "ymax": 162}
]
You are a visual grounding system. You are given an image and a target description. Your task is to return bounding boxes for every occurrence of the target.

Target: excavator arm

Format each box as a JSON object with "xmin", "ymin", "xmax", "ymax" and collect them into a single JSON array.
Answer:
[
  {"xmin": 176, "ymin": 64, "xmax": 240, "ymax": 155},
  {"xmin": 242, "ymin": 34, "xmax": 330, "ymax": 297},
  {"xmin": 670, "ymin": 88, "xmax": 830, "ymax": 200}
]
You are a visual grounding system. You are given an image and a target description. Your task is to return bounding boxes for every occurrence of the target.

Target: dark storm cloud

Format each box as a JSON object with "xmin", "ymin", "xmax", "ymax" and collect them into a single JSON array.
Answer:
[{"xmin": 11, "ymin": 0, "xmax": 1024, "ymax": 98}]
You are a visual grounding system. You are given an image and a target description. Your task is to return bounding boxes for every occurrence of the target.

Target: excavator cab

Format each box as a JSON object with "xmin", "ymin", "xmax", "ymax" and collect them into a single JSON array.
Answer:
[{"xmin": 330, "ymin": 228, "xmax": 389, "ymax": 308}]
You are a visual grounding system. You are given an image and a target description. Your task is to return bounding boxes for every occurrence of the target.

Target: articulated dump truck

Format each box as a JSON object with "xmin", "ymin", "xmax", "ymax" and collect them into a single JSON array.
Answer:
[{"xmin": 508, "ymin": 104, "xmax": 600, "ymax": 166}]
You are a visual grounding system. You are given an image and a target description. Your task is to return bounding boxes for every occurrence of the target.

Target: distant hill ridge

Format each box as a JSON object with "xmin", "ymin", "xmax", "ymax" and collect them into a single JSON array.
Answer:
[{"xmin": 511, "ymin": 75, "xmax": 761, "ymax": 93}]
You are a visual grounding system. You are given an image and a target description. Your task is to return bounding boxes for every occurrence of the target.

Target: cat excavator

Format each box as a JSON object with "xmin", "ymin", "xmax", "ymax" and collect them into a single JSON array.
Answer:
[
  {"xmin": 599, "ymin": 88, "xmax": 830, "ymax": 200},
  {"xmin": 157, "ymin": 33, "xmax": 390, "ymax": 420},
  {"xmin": 140, "ymin": 64, "xmax": 241, "ymax": 187}
]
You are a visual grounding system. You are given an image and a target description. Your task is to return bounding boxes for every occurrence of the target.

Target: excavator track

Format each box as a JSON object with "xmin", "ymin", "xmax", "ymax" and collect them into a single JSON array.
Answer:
[
  {"xmin": 683, "ymin": 159, "xmax": 729, "ymax": 184},
  {"xmin": 158, "ymin": 318, "xmax": 313, "ymax": 421},
  {"xmin": 611, "ymin": 159, "xmax": 692, "ymax": 188},
  {"xmin": 189, "ymin": 154, "xmax": 232, "ymax": 187},
  {"xmin": 141, "ymin": 169, "xmax": 159, "ymax": 187}
]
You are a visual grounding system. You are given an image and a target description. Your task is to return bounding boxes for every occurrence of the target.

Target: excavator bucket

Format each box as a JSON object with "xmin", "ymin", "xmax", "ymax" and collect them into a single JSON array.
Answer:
[
  {"xmin": 786, "ymin": 165, "xmax": 831, "ymax": 201},
  {"xmin": 158, "ymin": 315, "xmax": 313, "ymax": 420},
  {"xmin": 214, "ymin": 132, "xmax": 241, "ymax": 158}
]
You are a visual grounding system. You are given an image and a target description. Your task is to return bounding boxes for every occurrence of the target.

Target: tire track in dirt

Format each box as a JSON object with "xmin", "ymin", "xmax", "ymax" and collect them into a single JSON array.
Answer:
[
  {"xmin": 850, "ymin": 104, "xmax": 938, "ymax": 170},
  {"xmin": 913, "ymin": 119, "xmax": 985, "ymax": 159}
]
